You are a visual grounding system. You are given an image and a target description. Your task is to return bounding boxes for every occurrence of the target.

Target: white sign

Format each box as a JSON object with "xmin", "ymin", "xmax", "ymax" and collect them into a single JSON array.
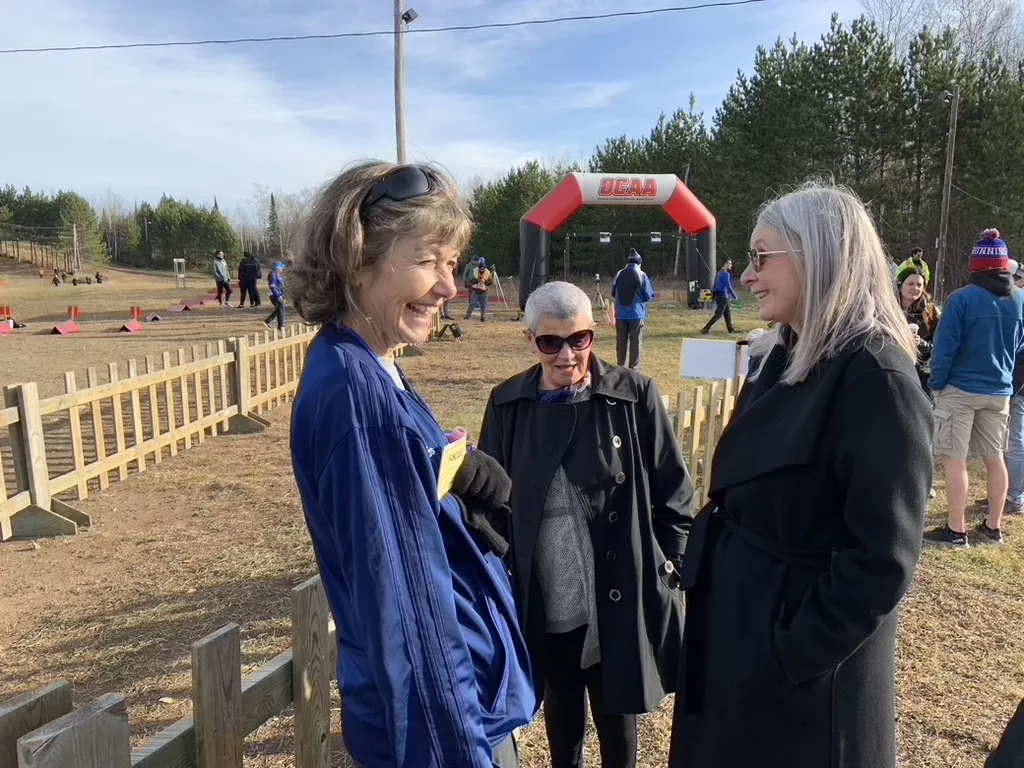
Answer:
[
  {"xmin": 599, "ymin": 232, "xmax": 612, "ymax": 244},
  {"xmin": 680, "ymin": 338, "xmax": 748, "ymax": 381},
  {"xmin": 650, "ymin": 231, "xmax": 662, "ymax": 243}
]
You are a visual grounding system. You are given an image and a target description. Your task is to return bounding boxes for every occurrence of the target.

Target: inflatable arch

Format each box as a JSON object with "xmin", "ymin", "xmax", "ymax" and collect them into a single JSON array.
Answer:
[{"xmin": 518, "ymin": 173, "xmax": 717, "ymax": 310}]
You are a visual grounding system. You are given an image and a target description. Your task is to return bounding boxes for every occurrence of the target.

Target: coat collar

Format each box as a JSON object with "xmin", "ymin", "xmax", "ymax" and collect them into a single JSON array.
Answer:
[{"xmin": 492, "ymin": 356, "xmax": 641, "ymax": 405}]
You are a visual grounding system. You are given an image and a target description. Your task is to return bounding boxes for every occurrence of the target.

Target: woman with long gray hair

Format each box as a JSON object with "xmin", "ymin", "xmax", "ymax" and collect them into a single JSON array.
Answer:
[
  {"xmin": 668, "ymin": 182, "xmax": 933, "ymax": 768},
  {"xmin": 478, "ymin": 281, "xmax": 694, "ymax": 768}
]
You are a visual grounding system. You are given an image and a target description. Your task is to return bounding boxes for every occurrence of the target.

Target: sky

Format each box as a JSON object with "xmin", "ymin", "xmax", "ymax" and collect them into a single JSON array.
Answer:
[{"xmin": 0, "ymin": 0, "xmax": 864, "ymax": 218}]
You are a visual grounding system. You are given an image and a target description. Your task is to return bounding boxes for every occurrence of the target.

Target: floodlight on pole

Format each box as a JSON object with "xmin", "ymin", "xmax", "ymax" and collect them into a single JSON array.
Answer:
[{"xmin": 394, "ymin": 3, "xmax": 419, "ymax": 164}]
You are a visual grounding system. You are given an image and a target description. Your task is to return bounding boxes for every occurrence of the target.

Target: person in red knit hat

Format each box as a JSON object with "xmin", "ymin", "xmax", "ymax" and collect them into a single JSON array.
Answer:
[{"xmin": 925, "ymin": 228, "xmax": 1024, "ymax": 549}]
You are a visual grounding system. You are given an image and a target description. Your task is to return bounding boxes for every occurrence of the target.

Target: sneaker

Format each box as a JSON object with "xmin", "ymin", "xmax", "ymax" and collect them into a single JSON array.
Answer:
[
  {"xmin": 923, "ymin": 525, "xmax": 970, "ymax": 549},
  {"xmin": 1005, "ymin": 499, "xmax": 1024, "ymax": 517},
  {"xmin": 973, "ymin": 521, "xmax": 1004, "ymax": 545},
  {"xmin": 263, "ymin": 321, "xmax": 272, "ymax": 330}
]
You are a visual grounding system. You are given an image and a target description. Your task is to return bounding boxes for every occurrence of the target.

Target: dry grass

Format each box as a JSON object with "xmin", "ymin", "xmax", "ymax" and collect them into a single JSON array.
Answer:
[{"xmin": 1, "ymin": 258, "xmax": 1023, "ymax": 766}]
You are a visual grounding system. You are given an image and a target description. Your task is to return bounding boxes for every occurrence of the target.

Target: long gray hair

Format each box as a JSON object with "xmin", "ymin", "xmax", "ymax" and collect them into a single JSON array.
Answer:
[{"xmin": 748, "ymin": 181, "xmax": 917, "ymax": 384}]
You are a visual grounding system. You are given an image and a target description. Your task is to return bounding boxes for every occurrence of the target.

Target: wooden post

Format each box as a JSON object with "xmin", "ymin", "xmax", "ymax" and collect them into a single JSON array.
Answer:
[
  {"xmin": 107, "ymin": 364, "xmax": 128, "ymax": 481},
  {"xmin": 63, "ymin": 373, "xmax": 88, "ymax": 499},
  {"xmin": 292, "ymin": 577, "xmax": 331, "ymax": 768},
  {"xmin": 3, "ymin": 385, "xmax": 30, "ymax": 493},
  {"xmin": 127, "ymin": 360, "xmax": 145, "ymax": 473},
  {"xmin": 192, "ymin": 624, "xmax": 243, "ymax": 768},
  {"xmin": 16, "ymin": 693, "xmax": 130, "ymax": 768},
  {"xmin": 230, "ymin": 337, "xmax": 251, "ymax": 416},
  {"xmin": 14, "ymin": 383, "xmax": 51, "ymax": 509},
  {"xmin": 161, "ymin": 352, "xmax": 177, "ymax": 457},
  {"xmin": 176, "ymin": 349, "xmax": 192, "ymax": 450},
  {"xmin": 0, "ymin": 682, "xmax": 73, "ymax": 767},
  {"xmin": 217, "ymin": 341, "xmax": 229, "ymax": 434},
  {"xmin": 86, "ymin": 368, "xmax": 109, "ymax": 491},
  {"xmin": 144, "ymin": 356, "xmax": 161, "ymax": 466}
]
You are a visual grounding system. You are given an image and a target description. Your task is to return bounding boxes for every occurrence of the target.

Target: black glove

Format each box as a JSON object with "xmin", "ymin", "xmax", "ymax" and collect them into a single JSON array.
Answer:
[
  {"xmin": 455, "ymin": 496, "xmax": 511, "ymax": 558},
  {"xmin": 452, "ymin": 450, "xmax": 512, "ymax": 511}
]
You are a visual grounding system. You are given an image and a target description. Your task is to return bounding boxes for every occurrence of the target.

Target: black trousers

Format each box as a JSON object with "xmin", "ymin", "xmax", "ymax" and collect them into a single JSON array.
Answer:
[
  {"xmin": 215, "ymin": 280, "xmax": 232, "ymax": 303},
  {"xmin": 543, "ymin": 627, "xmax": 638, "ymax": 768},
  {"xmin": 238, "ymin": 278, "xmax": 261, "ymax": 307},
  {"xmin": 701, "ymin": 295, "xmax": 734, "ymax": 333}
]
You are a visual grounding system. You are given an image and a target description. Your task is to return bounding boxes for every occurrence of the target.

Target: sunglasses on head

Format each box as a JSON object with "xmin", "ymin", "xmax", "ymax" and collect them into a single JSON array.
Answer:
[
  {"xmin": 533, "ymin": 329, "xmax": 595, "ymax": 356},
  {"xmin": 361, "ymin": 165, "xmax": 436, "ymax": 216},
  {"xmin": 747, "ymin": 247, "xmax": 800, "ymax": 272}
]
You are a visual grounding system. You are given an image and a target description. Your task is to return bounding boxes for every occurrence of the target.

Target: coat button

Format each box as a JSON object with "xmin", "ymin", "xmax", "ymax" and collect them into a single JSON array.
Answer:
[
  {"xmin": 615, "ymin": 472, "xmax": 626, "ymax": 484},
  {"xmin": 609, "ymin": 589, "xmax": 621, "ymax": 602},
  {"xmin": 606, "ymin": 550, "xmax": 617, "ymax": 561},
  {"xmin": 608, "ymin": 511, "xmax": 619, "ymax": 523},
  {"xmin": 664, "ymin": 560, "xmax": 675, "ymax": 574},
  {"xmin": 612, "ymin": 436, "xmax": 622, "ymax": 448}
]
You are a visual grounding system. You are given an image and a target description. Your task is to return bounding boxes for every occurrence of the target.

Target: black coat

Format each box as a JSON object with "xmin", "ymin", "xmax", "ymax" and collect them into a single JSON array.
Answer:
[
  {"xmin": 669, "ymin": 333, "xmax": 933, "ymax": 768},
  {"xmin": 478, "ymin": 357, "xmax": 694, "ymax": 715}
]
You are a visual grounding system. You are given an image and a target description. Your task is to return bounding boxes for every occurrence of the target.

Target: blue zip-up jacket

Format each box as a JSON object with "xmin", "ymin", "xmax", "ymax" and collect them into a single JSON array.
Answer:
[
  {"xmin": 612, "ymin": 264, "xmax": 655, "ymax": 321},
  {"xmin": 290, "ymin": 326, "xmax": 537, "ymax": 768},
  {"xmin": 930, "ymin": 272, "xmax": 1024, "ymax": 396},
  {"xmin": 268, "ymin": 271, "xmax": 285, "ymax": 303},
  {"xmin": 713, "ymin": 269, "xmax": 737, "ymax": 300}
]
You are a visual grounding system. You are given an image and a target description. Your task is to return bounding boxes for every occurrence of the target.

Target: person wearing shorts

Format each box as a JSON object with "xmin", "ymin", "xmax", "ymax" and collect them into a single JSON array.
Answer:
[{"xmin": 925, "ymin": 229, "xmax": 1024, "ymax": 549}]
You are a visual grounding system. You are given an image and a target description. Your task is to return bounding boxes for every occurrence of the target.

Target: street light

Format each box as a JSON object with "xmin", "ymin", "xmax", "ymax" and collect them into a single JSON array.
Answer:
[{"xmin": 394, "ymin": 3, "xmax": 419, "ymax": 164}]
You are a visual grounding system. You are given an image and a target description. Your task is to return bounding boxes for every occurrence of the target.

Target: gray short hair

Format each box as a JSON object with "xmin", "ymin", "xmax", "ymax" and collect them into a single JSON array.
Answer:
[{"xmin": 524, "ymin": 281, "xmax": 593, "ymax": 333}]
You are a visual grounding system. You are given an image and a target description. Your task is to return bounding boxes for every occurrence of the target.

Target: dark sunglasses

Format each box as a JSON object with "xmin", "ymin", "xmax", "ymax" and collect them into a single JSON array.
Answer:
[
  {"xmin": 747, "ymin": 247, "xmax": 800, "ymax": 272},
  {"xmin": 361, "ymin": 165, "xmax": 435, "ymax": 214},
  {"xmin": 534, "ymin": 329, "xmax": 595, "ymax": 356}
]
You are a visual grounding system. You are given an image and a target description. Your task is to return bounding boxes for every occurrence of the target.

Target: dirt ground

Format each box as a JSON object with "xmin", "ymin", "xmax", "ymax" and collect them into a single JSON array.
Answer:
[{"xmin": 1, "ymin": 259, "xmax": 1023, "ymax": 767}]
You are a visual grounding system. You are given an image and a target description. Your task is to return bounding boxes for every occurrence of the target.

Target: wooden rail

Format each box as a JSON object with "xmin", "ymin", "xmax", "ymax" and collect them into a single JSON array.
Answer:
[
  {"xmin": 0, "ymin": 577, "xmax": 338, "ymax": 768},
  {"xmin": 0, "ymin": 324, "xmax": 318, "ymax": 541}
]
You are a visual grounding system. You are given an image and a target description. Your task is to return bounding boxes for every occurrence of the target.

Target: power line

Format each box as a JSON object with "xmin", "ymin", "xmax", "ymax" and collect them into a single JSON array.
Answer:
[
  {"xmin": 952, "ymin": 183, "xmax": 1024, "ymax": 220},
  {"xmin": 0, "ymin": 0, "xmax": 769, "ymax": 55}
]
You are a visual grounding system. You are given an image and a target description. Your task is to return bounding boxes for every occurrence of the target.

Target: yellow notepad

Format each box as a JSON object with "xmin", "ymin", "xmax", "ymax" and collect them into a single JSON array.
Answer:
[{"xmin": 436, "ymin": 433, "xmax": 468, "ymax": 501}]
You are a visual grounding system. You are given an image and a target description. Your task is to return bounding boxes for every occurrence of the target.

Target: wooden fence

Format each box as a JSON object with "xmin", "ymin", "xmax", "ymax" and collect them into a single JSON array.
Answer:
[
  {"xmin": 0, "ymin": 576, "xmax": 337, "ymax": 768},
  {"xmin": 0, "ymin": 324, "xmax": 318, "ymax": 541}
]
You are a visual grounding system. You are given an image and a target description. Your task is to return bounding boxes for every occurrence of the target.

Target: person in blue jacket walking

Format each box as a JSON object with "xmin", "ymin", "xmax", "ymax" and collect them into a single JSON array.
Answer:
[
  {"xmin": 611, "ymin": 249, "xmax": 655, "ymax": 369},
  {"xmin": 700, "ymin": 259, "xmax": 738, "ymax": 335},
  {"xmin": 264, "ymin": 261, "xmax": 286, "ymax": 331},
  {"xmin": 288, "ymin": 161, "xmax": 537, "ymax": 768}
]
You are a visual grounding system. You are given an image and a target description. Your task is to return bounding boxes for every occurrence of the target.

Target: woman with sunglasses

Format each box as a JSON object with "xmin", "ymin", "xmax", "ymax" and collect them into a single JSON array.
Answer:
[
  {"xmin": 289, "ymin": 162, "xmax": 537, "ymax": 768},
  {"xmin": 478, "ymin": 281, "xmax": 694, "ymax": 768},
  {"xmin": 668, "ymin": 182, "xmax": 932, "ymax": 768}
]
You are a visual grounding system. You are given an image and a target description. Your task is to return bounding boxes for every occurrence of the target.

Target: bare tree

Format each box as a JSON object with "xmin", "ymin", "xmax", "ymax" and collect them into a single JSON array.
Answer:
[{"xmin": 861, "ymin": 0, "xmax": 1024, "ymax": 62}]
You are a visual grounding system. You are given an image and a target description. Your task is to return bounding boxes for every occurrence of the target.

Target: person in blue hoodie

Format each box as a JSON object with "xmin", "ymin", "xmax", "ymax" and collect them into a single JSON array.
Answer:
[
  {"xmin": 611, "ymin": 249, "xmax": 655, "ymax": 369},
  {"xmin": 925, "ymin": 228, "xmax": 1024, "ymax": 550},
  {"xmin": 700, "ymin": 259, "xmax": 738, "ymax": 335},
  {"xmin": 288, "ymin": 161, "xmax": 536, "ymax": 768},
  {"xmin": 264, "ymin": 261, "xmax": 286, "ymax": 331}
]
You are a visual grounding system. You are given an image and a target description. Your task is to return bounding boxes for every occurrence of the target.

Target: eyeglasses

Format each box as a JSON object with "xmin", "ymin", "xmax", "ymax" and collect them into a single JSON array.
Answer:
[
  {"xmin": 747, "ymin": 248, "xmax": 800, "ymax": 272},
  {"xmin": 534, "ymin": 329, "xmax": 595, "ymax": 356},
  {"xmin": 361, "ymin": 165, "xmax": 435, "ymax": 215}
]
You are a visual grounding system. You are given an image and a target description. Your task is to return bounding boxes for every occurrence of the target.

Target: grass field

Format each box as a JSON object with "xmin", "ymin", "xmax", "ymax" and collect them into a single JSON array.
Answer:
[{"xmin": 1, "ymin": 255, "xmax": 1022, "ymax": 767}]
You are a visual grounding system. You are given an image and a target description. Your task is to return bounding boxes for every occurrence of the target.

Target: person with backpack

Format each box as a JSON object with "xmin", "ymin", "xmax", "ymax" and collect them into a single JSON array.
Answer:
[
  {"xmin": 611, "ymin": 249, "xmax": 655, "ymax": 369},
  {"xmin": 237, "ymin": 251, "xmax": 263, "ymax": 308}
]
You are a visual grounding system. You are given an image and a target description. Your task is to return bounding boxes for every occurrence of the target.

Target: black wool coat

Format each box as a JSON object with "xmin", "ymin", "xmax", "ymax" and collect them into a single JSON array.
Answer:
[
  {"xmin": 669, "ymin": 333, "xmax": 933, "ymax": 768},
  {"xmin": 478, "ymin": 357, "xmax": 694, "ymax": 715}
]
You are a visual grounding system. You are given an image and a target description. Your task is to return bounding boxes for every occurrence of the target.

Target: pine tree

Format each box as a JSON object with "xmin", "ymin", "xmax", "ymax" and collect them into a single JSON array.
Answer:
[{"xmin": 266, "ymin": 192, "xmax": 283, "ymax": 260}]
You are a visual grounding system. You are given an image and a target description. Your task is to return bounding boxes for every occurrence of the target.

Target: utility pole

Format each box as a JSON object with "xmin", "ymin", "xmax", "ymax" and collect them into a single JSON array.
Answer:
[
  {"xmin": 394, "ymin": 0, "xmax": 407, "ymax": 165},
  {"xmin": 934, "ymin": 84, "xmax": 960, "ymax": 305}
]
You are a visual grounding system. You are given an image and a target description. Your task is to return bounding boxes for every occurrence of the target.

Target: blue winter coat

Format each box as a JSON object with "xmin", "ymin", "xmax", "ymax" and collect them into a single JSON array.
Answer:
[
  {"xmin": 612, "ymin": 264, "xmax": 656, "ymax": 322},
  {"xmin": 268, "ymin": 271, "xmax": 285, "ymax": 303},
  {"xmin": 713, "ymin": 269, "xmax": 737, "ymax": 300},
  {"xmin": 290, "ymin": 326, "xmax": 537, "ymax": 768}
]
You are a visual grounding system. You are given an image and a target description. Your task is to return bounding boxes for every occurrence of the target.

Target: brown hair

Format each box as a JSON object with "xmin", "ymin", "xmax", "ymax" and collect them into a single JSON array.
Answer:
[{"xmin": 289, "ymin": 160, "xmax": 473, "ymax": 326}]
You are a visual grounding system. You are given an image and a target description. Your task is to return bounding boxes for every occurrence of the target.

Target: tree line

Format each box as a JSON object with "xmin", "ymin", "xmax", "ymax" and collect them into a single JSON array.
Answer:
[{"xmin": 468, "ymin": 10, "xmax": 1024, "ymax": 294}]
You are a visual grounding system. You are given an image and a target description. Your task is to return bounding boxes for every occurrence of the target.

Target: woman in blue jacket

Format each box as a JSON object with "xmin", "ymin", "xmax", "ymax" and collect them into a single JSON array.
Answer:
[{"xmin": 288, "ymin": 161, "xmax": 537, "ymax": 767}]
